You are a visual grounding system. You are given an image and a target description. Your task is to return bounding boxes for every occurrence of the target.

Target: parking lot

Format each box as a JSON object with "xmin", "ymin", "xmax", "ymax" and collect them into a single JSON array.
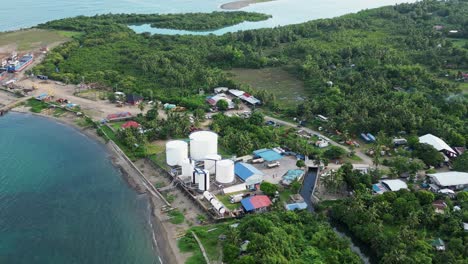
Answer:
[{"xmin": 251, "ymin": 155, "xmax": 300, "ymax": 184}]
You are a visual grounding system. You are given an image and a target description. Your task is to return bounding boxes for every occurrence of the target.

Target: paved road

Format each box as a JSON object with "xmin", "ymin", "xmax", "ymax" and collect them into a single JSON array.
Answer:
[{"xmin": 264, "ymin": 115, "xmax": 374, "ymax": 166}]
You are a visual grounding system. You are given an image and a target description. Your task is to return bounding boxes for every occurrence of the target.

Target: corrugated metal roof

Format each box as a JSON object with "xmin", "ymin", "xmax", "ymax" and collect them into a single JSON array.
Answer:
[
  {"xmin": 429, "ymin": 171, "xmax": 468, "ymax": 187},
  {"xmin": 285, "ymin": 202, "xmax": 307, "ymax": 211},
  {"xmin": 381, "ymin": 179, "xmax": 408, "ymax": 191},
  {"xmin": 235, "ymin": 162, "xmax": 264, "ymax": 181},
  {"xmin": 241, "ymin": 195, "xmax": 271, "ymax": 211},
  {"xmin": 419, "ymin": 134, "xmax": 456, "ymax": 154},
  {"xmin": 253, "ymin": 149, "xmax": 283, "ymax": 162}
]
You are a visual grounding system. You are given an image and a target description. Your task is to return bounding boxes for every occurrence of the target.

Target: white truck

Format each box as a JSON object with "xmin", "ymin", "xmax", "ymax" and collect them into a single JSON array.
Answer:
[{"xmin": 267, "ymin": 161, "xmax": 280, "ymax": 168}]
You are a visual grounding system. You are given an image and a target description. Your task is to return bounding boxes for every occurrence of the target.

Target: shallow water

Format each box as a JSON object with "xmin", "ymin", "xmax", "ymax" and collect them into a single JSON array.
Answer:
[
  {"xmin": 1, "ymin": 0, "xmax": 416, "ymax": 33},
  {"xmin": 0, "ymin": 113, "xmax": 158, "ymax": 264}
]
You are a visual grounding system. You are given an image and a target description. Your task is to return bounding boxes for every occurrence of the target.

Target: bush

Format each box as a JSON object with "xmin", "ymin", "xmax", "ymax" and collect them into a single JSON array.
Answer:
[
  {"xmin": 168, "ymin": 210, "xmax": 185, "ymax": 224},
  {"xmin": 260, "ymin": 182, "xmax": 278, "ymax": 197},
  {"xmin": 323, "ymin": 146, "xmax": 346, "ymax": 160}
]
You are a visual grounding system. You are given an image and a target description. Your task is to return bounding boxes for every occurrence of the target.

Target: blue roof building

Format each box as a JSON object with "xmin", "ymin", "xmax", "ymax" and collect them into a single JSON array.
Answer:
[
  {"xmin": 234, "ymin": 162, "xmax": 264, "ymax": 181},
  {"xmin": 241, "ymin": 195, "xmax": 272, "ymax": 213},
  {"xmin": 285, "ymin": 202, "xmax": 308, "ymax": 211},
  {"xmin": 253, "ymin": 149, "xmax": 283, "ymax": 162},
  {"xmin": 282, "ymin": 169, "xmax": 305, "ymax": 185}
]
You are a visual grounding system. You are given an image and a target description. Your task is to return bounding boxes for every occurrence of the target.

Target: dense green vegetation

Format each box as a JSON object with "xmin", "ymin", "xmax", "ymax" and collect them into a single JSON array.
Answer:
[
  {"xmin": 329, "ymin": 188, "xmax": 468, "ymax": 263},
  {"xmin": 26, "ymin": 98, "xmax": 49, "ymax": 113},
  {"xmin": 148, "ymin": 12, "xmax": 271, "ymax": 30},
  {"xmin": 222, "ymin": 210, "xmax": 361, "ymax": 264},
  {"xmin": 31, "ymin": 4, "xmax": 468, "ymax": 263},
  {"xmin": 37, "ymin": 12, "xmax": 270, "ymax": 32},
  {"xmin": 453, "ymin": 152, "xmax": 468, "ymax": 172},
  {"xmin": 34, "ymin": 1, "xmax": 468, "ymax": 148},
  {"xmin": 211, "ymin": 112, "xmax": 333, "ymax": 159}
]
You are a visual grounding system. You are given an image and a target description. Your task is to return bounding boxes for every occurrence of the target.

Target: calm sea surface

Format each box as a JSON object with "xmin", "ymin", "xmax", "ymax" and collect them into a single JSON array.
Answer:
[
  {"xmin": 0, "ymin": 113, "xmax": 158, "ymax": 264},
  {"xmin": 1, "ymin": 0, "xmax": 416, "ymax": 33}
]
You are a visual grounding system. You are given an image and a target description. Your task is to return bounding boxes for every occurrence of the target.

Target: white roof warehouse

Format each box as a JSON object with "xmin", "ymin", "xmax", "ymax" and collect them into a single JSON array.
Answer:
[
  {"xmin": 428, "ymin": 172, "xmax": 468, "ymax": 190},
  {"xmin": 419, "ymin": 134, "xmax": 457, "ymax": 157}
]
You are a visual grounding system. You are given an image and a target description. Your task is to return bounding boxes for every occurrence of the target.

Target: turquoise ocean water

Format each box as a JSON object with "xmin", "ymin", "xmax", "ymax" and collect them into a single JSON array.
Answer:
[{"xmin": 0, "ymin": 113, "xmax": 158, "ymax": 264}]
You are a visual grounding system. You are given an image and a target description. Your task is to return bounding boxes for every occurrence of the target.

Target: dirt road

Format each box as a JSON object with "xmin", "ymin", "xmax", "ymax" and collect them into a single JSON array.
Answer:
[
  {"xmin": 264, "ymin": 115, "xmax": 374, "ymax": 166},
  {"xmin": 17, "ymin": 78, "xmax": 149, "ymax": 120}
]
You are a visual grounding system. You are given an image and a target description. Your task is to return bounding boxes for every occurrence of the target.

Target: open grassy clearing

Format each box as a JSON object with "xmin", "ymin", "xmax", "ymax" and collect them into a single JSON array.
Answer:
[
  {"xmin": 458, "ymin": 82, "xmax": 468, "ymax": 94},
  {"xmin": 216, "ymin": 194, "xmax": 242, "ymax": 210},
  {"xmin": 109, "ymin": 121, "xmax": 125, "ymax": 131},
  {"xmin": 0, "ymin": 29, "xmax": 80, "ymax": 52},
  {"xmin": 179, "ymin": 222, "xmax": 234, "ymax": 263},
  {"xmin": 75, "ymin": 89, "xmax": 108, "ymax": 101},
  {"xmin": 228, "ymin": 67, "xmax": 306, "ymax": 108},
  {"xmin": 448, "ymin": 38, "xmax": 468, "ymax": 49}
]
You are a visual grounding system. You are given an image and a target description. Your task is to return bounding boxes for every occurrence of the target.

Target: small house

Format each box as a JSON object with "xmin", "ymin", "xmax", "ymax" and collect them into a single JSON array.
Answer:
[
  {"xmin": 315, "ymin": 140, "xmax": 329, "ymax": 148},
  {"xmin": 431, "ymin": 238, "xmax": 445, "ymax": 251},
  {"xmin": 282, "ymin": 169, "xmax": 304, "ymax": 186},
  {"xmin": 126, "ymin": 94, "xmax": 143, "ymax": 105},
  {"xmin": 121, "ymin": 121, "xmax": 140, "ymax": 129},
  {"xmin": 240, "ymin": 240, "xmax": 250, "ymax": 252},
  {"xmin": 285, "ymin": 202, "xmax": 308, "ymax": 211},
  {"xmin": 381, "ymin": 179, "xmax": 408, "ymax": 192},
  {"xmin": 392, "ymin": 138, "xmax": 408, "ymax": 146},
  {"xmin": 463, "ymin": 223, "xmax": 468, "ymax": 232},
  {"xmin": 241, "ymin": 195, "xmax": 272, "ymax": 213},
  {"xmin": 214, "ymin": 87, "xmax": 229, "ymax": 93},
  {"xmin": 206, "ymin": 93, "xmax": 235, "ymax": 109},
  {"xmin": 461, "ymin": 73, "xmax": 468, "ymax": 82},
  {"xmin": 432, "ymin": 200, "xmax": 447, "ymax": 214}
]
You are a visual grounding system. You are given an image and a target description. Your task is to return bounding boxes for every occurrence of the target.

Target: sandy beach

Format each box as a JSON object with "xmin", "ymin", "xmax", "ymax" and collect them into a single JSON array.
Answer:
[{"xmin": 221, "ymin": 0, "xmax": 274, "ymax": 10}]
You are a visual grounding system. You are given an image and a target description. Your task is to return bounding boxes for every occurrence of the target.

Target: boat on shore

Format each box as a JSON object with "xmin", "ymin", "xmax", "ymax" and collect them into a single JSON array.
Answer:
[{"xmin": 7, "ymin": 53, "xmax": 34, "ymax": 72}]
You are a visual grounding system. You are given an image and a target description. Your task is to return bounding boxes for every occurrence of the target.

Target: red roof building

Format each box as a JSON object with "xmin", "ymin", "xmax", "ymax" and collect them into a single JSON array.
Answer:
[
  {"xmin": 241, "ymin": 195, "xmax": 272, "ymax": 213},
  {"xmin": 121, "ymin": 121, "xmax": 140, "ymax": 129}
]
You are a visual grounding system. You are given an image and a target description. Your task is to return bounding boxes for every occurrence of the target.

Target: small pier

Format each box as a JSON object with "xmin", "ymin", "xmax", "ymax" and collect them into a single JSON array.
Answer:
[{"xmin": 0, "ymin": 96, "xmax": 31, "ymax": 116}]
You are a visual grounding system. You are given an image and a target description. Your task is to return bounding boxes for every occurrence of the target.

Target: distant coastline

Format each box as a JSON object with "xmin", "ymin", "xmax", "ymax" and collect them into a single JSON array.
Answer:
[{"xmin": 221, "ymin": 0, "xmax": 275, "ymax": 10}]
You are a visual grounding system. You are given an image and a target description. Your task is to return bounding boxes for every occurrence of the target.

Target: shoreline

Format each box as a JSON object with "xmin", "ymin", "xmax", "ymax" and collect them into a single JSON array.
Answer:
[
  {"xmin": 9, "ymin": 109, "xmax": 181, "ymax": 264},
  {"xmin": 220, "ymin": 0, "xmax": 275, "ymax": 10}
]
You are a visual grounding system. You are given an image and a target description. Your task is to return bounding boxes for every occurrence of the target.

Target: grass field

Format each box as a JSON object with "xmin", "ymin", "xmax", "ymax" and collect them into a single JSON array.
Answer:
[
  {"xmin": 0, "ymin": 29, "xmax": 80, "ymax": 51},
  {"xmin": 109, "ymin": 121, "xmax": 125, "ymax": 131},
  {"xmin": 228, "ymin": 67, "xmax": 306, "ymax": 108},
  {"xmin": 459, "ymin": 82, "xmax": 468, "ymax": 94},
  {"xmin": 179, "ymin": 222, "xmax": 234, "ymax": 263},
  {"xmin": 216, "ymin": 194, "xmax": 242, "ymax": 210},
  {"xmin": 448, "ymin": 38, "xmax": 468, "ymax": 49}
]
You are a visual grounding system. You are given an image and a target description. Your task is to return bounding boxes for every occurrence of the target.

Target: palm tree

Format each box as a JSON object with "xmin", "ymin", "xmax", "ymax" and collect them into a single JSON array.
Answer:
[{"xmin": 138, "ymin": 102, "xmax": 146, "ymax": 113}]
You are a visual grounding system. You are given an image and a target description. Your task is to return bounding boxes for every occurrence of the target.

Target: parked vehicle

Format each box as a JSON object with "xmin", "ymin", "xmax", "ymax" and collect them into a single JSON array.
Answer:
[{"xmin": 267, "ymin": 161, "xmax": 280, "ymax": 168}]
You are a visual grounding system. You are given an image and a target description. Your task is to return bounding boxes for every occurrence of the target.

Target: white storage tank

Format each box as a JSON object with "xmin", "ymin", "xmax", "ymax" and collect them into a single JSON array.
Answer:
[
  {"xmin": 181, "ymin": 158, "xmax": 194, "ymax": 177},
  {"xmin": 166, "ymin": 140, "xmax": 188, "ymax": 166},
  {"xmin": 189, "ymin": 131, "xmax": 218, "ymax": 160},
  {"xmin": 203, "ymin": 191, "xmax": 215, "ymax": 202},
  {"xmin": 192, "ymin": 169, "xmax": 199, "ymax": 184},
  {"xmin": 211, "ymin": 199, "xmax": 226, "ymax": 215},
  {"xmin": 203, "ymin": 191, "xmax": 226, "ymax": 215},
  {"xmin": 204, "ymin": 154, "xmax": 222, "ymax": 174},
  {"xmin": 195, "ymin": 169, "xmax": 210, "ymax": 191},
  {"xmin": 216, "ymin": 159, "xmax": 235, "ymax": 184}
]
